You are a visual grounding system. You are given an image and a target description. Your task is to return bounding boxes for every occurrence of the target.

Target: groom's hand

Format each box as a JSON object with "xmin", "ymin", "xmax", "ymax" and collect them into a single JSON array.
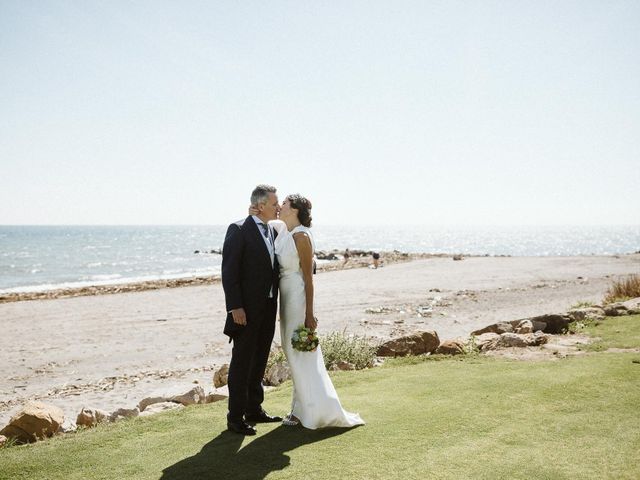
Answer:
[{"xmin": 231, "ymin": 308, "xmax": 247, "ymax": 326}]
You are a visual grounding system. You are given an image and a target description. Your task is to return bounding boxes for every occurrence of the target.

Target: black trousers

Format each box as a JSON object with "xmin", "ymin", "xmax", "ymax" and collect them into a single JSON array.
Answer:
[{"xmin": 227, "ymin": 297, "xmax": 277, "ymax": 422}]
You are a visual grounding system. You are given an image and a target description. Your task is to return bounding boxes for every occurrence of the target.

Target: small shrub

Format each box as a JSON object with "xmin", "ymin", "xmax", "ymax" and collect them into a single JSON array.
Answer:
[
  {"xmin": 266, "ymin": 348, "xmax": 287, "ymax": 371},
  {"xmin": 604, "ymin": 274, "xmax": 640, "ymax": 304},
  {"xmin": 320, "ymin": 331, "xmax": 377, "ymax": 370}
]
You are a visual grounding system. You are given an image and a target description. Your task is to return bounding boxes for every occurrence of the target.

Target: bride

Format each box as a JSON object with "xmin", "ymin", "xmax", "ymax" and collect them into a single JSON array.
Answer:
[{"xmin": 252, "ymin": 194, "xmax": 364, "ymax": 429}]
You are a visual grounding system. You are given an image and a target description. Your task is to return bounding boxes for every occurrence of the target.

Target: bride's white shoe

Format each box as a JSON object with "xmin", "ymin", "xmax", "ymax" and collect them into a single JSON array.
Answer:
[{"xmin": 282, "ymin": 413, "xmax": 300, "ymax": 426}]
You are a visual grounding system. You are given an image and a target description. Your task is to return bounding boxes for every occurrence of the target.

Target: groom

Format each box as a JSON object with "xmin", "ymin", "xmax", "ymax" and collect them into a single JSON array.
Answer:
[{"xmin": 222, "ymin": 184, "xmax": 283, "ymax": 435}]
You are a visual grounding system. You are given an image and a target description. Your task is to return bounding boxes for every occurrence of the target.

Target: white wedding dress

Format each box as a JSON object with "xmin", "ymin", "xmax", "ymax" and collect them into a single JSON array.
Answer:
[{"xmin": 271, "ymin": 221, "xmax": 365, "ymax": 429}]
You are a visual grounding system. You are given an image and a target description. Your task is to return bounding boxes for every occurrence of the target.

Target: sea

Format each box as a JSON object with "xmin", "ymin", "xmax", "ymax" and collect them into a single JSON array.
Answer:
[{"xmin": 0, "ymin": 225, "xmax": 638, "ymax": 293}]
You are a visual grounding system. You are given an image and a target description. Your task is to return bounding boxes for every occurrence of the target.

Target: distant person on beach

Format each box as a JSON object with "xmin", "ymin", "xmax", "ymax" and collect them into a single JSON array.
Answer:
[
  {"xmin": 222, "ymin": 184, "xmax": 283, "ymax": 436},
  {"xmin": 372, "ymin": 252, "xmax": 380, "ymax": 269},
  {"xmin": 343, "ymin": 248, "xmax": 350, "ymax": 266},
  {"xmin": 249, "ymin": 195, "xmax": 365, "ymax": 429}
]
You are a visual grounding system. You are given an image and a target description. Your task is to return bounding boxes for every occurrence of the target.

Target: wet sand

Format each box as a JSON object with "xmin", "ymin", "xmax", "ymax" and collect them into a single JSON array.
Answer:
[{"xmin": 1, "ymin": 254, "xmax": 638, "ymax": 426}]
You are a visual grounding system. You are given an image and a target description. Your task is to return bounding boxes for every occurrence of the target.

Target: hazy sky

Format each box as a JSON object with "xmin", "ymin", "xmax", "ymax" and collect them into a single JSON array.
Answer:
[{"xmin": 1, "ymin": 0, "xmax": 639, "ymax": 226}]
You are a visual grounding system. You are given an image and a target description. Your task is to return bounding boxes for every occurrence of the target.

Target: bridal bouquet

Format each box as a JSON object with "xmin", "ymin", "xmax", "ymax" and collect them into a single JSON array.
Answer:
[{"xmin": 291, "ymin": 325, "xmax": 319, "ymax": 352}]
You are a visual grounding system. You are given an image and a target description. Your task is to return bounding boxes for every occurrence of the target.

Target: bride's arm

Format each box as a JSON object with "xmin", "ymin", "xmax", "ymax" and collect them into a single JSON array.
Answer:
[{"xmin": 294, "ymin": 232, "xmax": 317, "ymax": 330}]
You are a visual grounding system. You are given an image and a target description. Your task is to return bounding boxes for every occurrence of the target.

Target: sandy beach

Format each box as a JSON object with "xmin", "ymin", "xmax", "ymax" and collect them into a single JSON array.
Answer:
[{"xmin": 1, "ymin": 254, "xmax": 638, "ymax": 427}]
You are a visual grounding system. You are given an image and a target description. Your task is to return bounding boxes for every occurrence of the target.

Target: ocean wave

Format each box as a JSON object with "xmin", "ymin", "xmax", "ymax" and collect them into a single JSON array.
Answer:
[{"xmin": 0, "ymin": 268, "xmax": 222, "ymax": 294}]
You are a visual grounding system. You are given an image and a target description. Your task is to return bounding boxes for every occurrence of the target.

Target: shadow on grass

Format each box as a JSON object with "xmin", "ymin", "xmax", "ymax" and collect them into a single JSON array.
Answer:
[{"xmin": 160, "ymin": 425, "xmax": 353, "ymax": 480}]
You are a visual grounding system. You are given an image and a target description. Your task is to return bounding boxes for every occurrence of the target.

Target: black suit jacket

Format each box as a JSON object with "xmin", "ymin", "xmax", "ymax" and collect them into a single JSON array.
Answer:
[{"xmin": 221, "ymin": 216, "xmax": 279, "ymax": 341}]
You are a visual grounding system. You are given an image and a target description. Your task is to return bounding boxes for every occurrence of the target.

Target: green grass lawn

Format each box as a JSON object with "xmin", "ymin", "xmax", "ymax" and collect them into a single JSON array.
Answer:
[{"xmin": 2, "ymin": 316, "xmax": 639, "ymax": 480}]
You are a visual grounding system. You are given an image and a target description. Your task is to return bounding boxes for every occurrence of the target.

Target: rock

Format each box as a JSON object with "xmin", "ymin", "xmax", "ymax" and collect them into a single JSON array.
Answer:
[
  {"xmin": 264, "ymin": 362, "xmax": 290, "ymax": 386},
  {"xmin": 316, "ymin": 251, "xmax": 339, "ymax": 260},
  {"xmin": 530, "ymin": 314, "xmax": 571, "ymax": 334},
  {"xmin": 170, "ymin": 386, "xmax": 206, "ymax": 406},
  {"xmin": 109, "ymin": 407, "xmax": 140, "ymax": 422},
  {"xmin": 453, "ymin": 254, "xmax": 463, "ymax": 261},
  {"xmin": 531, "ymin": 320, "xmax": 547, "ymax": 332},
  {"xmin": 76, "ymin": 407, "xmax": 110, "ymax": 428},
  {"xmin": 139, "ymin": 402, "xmax": 184, "ymax": 417},
  {"xmin": 138, "ymin": 396, "xmax": 168, "ymax": 412},
  {"xmin": 213, "ymin": 364, "xmax": 229, "ymax": 389},
  {"xmin": 205, "ymin": 392, "xmax": 228, "ymax": 404},
  {"xmin": 376, "ymin": 331, "xmax": 440, "ymax": 357},
  {"xmin": 0, "ymin": 435, "xmax": 8, "ymax": 447},
  {"xmin": 334, "ymin": 360, "xmax": 356, "ymax": 370},
  {"xmin": 515, "ymin": 319, "xmax": 533, "ymax": 334},
  {"xmin": 471, "ymin": 322, "xmax": 514, "ymax": 336},
  {"xmin": 567, "ymin": 307, "xmax": 605, "ymax": 322},
  {"xmin": 0, "ymin": 401, "xmax": 64, "ymax": 443},
  {"xmin": 480, "ymin": 332, "xmax": 549, "ymax": 351},
  {"xmin": 474, "ymin": 333, "xmax": 500, "ymax": 350},
  {"xmin": 621, "ymin": 297, "xmax": 640, "ymax": 314},
  {"xmin": 435, "ymin": 340, "xmax": 465, "ymax": 355}
]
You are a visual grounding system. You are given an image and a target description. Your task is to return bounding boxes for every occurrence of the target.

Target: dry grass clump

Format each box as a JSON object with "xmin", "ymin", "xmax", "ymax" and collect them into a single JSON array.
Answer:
[{"xmin": 604, "ymin": 274, "xmax": 640, "ymax": 304}]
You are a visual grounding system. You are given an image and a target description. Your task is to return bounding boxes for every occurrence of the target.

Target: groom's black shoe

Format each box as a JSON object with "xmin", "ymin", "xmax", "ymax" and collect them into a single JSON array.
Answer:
[
  {"xmin": 227, "ymin": 417, "xmax": 257, "ymax": 436},
  {"xmin": 245, "ymin": 409, "xmax": 283, "ymax": 423}
]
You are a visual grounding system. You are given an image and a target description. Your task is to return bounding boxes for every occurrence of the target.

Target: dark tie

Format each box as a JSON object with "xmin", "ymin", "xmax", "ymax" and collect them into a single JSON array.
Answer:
[{"xmin": 259, "ymin": 223, "xmax": 272, "ymax": 245}]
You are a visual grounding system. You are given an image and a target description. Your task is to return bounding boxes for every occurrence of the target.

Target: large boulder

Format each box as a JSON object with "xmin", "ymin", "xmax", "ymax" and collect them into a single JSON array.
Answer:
[
  {"xmin": 264, "ymin": 362, "xmax": 290, "ymax": 386},
  {"xmin": 621, "ymin": 297, "xmax": 640, "ymax": 314},
  {"xmin": 473, "ymin": 314, "xmax": 571, "ymax": 336},
  {"xmin": 376, "ymin": 331, "xmax": 440, "ymax": 357},
  {"xmin": 435, "ymin": 339, "xmax": 466, "ymax": 355},
  {"xmin": 76, "ymin": 408, "xmax": 110, "ymax": 428},
  {"xmin": 213, "ymin": 364, "xmax": 229, "ymax": 389},
  {"xmin": 530, "ymin": 314, "xmax": 571, "ymax": 334},
  {"xmin": 604, "ymin": 298, "xmax": 640, "ymax": 317},
  {"xmin": 515, "ymin": 320, "xmax": 533, "ymax": 334},
  {"xmin": 0, "ymin": 401, "xmax": 64, "ymax": 443},
  {"xmin": 170, "ymin": 386, "xmax": 206, "ymax": 406},
  {"xmin": 139, "ymin": 402, "xmax": 184, "ymax": 417}
]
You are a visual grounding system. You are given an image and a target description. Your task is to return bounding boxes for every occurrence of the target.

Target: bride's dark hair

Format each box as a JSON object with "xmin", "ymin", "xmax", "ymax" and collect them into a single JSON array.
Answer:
[{"xmin": 287, "ymin": 194, "xmax": 312, "ymax": 227}]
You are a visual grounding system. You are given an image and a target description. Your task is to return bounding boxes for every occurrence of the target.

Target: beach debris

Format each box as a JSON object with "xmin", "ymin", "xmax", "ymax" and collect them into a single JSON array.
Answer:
[
  {"xmin": 76, "ymin": 407, "xmax": 109, "ymax": 427},
  {"xmin": 213, "ymin": 364, "xmax": 229, "ymax": 388},
  {"xmin": 139, "ymin": 402, "xmax": 184, "ymax": 417},
  {"xmin": 263, "ymin": 362, "xmax": 290, "ymax": 386},
  {"xmin": 435, "ymin": 340, "xmax": 466, "ymax": 356},
  {"xmin": 365, "ymin": 306, "xmax": 399, "ymax": 314},
  {"xmin": 376, "ymin": 331, "xmax": 440, "ymax": 357},
  {"xmin": 0, "ymin": 401, "xmax": 64, "ymax": 443},
  {"xmin": 109, "ymin": 407, "xmax": 140, "ymax": 422}
]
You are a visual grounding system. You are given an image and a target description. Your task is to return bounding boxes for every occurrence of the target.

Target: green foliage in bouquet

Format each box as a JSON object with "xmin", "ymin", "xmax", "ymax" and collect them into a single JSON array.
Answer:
[{"xmin": 291, "ymin": 325, "xmax": 319, "ymax": 352}]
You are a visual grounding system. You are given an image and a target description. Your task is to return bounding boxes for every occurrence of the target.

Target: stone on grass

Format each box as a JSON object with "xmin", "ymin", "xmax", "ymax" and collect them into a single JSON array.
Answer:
[
  {"xmin": 264, "ymin": 362, "xmax": 290, "ymax": 386},
  {"xmin": 205, "ymin": 392, "xmax": 228, "ymax": 403},
  {"xmin": 139, "ymin": 402, "xmax": 184, "ymax": 417},
  {"xmin": 0, "ymin": 435, "xmax": 8, "ymax": 447},
  {"xmin": 109, "ymin": 407, "xmax": 140, "ymax": 422},
  {"xmin": 213, "ymin": 364, "xmax": 229, "ymax": 389},
  {"xmin": 567, "ymin": 307, "xmax": 605, "ymax": 322},
  {"xmin": 0, "ymin": 401, "xmax": 64, "ymax": 443},
  {"xmin": 170, "ymin": 386, "xmax": 206, "ymax": 406},
  {"xmin": 138, "ymin": 396, "xmax": 168, "ymax": 412},
  {"xmin": 76, "ymin": 407, "xmax": 110, "ymax": 428},
  {"xmin": 435, "ymin": 340, "xmax": 466, "ymax": 355},
  {"xmin": 376, "ymin": 331, "xmax": 440, "ymax": 357}
]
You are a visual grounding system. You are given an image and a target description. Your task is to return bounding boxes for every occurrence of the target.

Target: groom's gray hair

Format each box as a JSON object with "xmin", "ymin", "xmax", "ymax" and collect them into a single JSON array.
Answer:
[{"xmin": 251, "ymin": 184, "xmax": 277, "ymax": 206}]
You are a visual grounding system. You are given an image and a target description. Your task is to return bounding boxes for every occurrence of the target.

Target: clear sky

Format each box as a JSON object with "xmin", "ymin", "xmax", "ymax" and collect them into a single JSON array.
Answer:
[{"xmin": 1, "ymin": 0, "xmax": 639, "ymax": 226}]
